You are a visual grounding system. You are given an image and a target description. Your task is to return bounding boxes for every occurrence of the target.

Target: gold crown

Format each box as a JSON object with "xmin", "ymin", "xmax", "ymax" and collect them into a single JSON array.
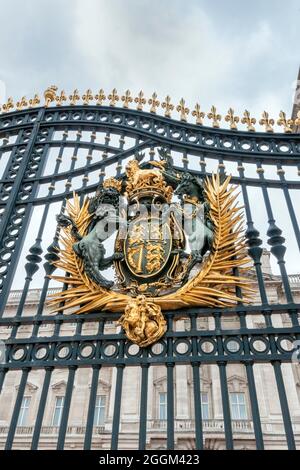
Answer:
[
  {"xmin": 125, "ymin": 159, "xmax": 173, "ymax": 202},
  {"xmin": 103, "ymin": 177, "xmax": 123, "ymax": 192}
]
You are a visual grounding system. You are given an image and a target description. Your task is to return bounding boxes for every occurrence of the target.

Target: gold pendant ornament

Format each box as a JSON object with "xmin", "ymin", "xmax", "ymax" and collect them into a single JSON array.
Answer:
[
  {"xmin": 118, "ymin": 296, "xmax": 166, "ymax": 347},
  {"xmin": 48, "ymin": 151, "xmax": 252, "ymax": 347}
]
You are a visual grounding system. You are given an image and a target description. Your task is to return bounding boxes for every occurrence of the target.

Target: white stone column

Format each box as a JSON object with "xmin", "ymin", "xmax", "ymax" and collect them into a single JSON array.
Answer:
[
  {"xmin": 147, "ymin": 366, "xmax": 154, "ymax": 419},
  {"xmin": 210, "ymin": 365, "xmax": 223, "ymax": 419},
  {"xmin": 175, "ymin": 365, "xmax": 189, "ymax": 419},
  {"xmin": 121, "ymin": 367, "xmax": 140, "ymax": 422},
  {"xmin": 108, "ymin": 367, "xmax": 117, "ymax": 421}
]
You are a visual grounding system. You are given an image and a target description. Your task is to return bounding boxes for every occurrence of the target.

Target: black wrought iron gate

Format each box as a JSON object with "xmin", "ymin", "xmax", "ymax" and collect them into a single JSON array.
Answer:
[{"xmin": 0, "ymin": 97, "xmax": 299, "ymax": 450}]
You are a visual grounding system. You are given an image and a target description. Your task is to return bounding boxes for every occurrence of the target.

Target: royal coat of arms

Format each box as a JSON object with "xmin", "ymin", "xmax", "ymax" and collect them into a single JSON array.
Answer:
[{"xmin": 48, "ymin": 149, "xmax": 251, "ymax": 347}]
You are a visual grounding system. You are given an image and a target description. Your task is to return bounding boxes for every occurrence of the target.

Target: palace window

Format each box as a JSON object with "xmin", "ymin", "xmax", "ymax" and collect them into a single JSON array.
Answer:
[
  {"xmin": 201, "ymin": 392, "xmax": 210, "ymax": 419},
  {"xmin": 230, "ymin": 392, "xmax": 247, "ymax": 420},
  {"xmin": 94, "ymin": 395, "xmax": 106, "ymax": 426},
  {"xmin": 17, "ymin": 396, "xmax": 31, "ymax": 426},
  {"xmin": 52, "ymin": 396, "xmax": 65, "ymax": 426},
  {"xmin": 159, "ymin": 392, "xmax": 167, "ymax": 420}
]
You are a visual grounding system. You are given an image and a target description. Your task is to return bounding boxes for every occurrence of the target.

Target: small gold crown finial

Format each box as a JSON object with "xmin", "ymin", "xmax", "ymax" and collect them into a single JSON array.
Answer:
[
  {"xmin": 2, "ymin": 97, "xmax": 14, "ymax": 112},
  {"xmin": 207, "ymin": 105, "xmax": 221, "ymax": 128},
  {"xmin": 134, "ymin": 90, "xmax": 146, "ymax": 111},
  {"xmin": 82, "ymin": 89, "xmax": 93, "ymax": 106},
  {"xmin": 161, "ymin": 95, "xmax": 174, "ymax": 118},
  {"xmin": 108, "ymin": 88, "xmax": 119, "ymax": 106},
  {"xmin": 16, "ymin": 96, "xmax": 28, "ymax": 111},
  {"xmin": 148, "ymin": 92, "xmax": 160, "ymax": 113},
  {"xmin": 225, "ymin": 108, "xmax": 239, "ymax": 130},
  {"xmin": 55, "ymin": 90, "xmax": 67, "ymax": 106},
  {"xmin": 44, "ymin": 85, "xmax": 58, "ymax": 107},
  {"xmin": 192, "ymin": 103, "xmax": 205, "ymax": 125},
  {"xmin": 277, "ymin": 111, "xmax": 293, "ymax": 133},
  {"xmin": 95, "ymin": 89, "xmax": 106, "ymax": 106},
  {"xmin": 121, "ymin": 90, "xmax": 133, "ymax": 108},
  {"xmin": 176, "ymin": 98, "xmax": 189, "ymax": 122},
  {"xmin": 241, "ymin": 110, "xmax": 256, "ymax": 132},
  {"xmin": 259, "ymin": 111, "xmax": 274, "ymax": 132},
  {"xmin": 69, "ymin": 89, "xmax": 80, "ymax": 106},
  {"xmin": 29, "ymin": 94, "xmax": 40, "ymax": 108}
]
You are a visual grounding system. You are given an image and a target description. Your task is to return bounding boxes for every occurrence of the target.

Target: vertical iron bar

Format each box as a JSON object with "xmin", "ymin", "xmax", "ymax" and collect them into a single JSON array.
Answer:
[
  {"xmin": 56, "ymin": 365, "xmax": 77, "ymax": 450},
  {"xmin": 31, "ymin": 366, "xmax": 53, "ymax": 450},
  {"xmin": 167, "ymin": 363, "xmax": 175, "ymax": 450},
  {"xmin": 79, "ymin": 129, "xmax": 95, "ymax": 205},
  {"xmin": 192, "ymin": 363, "xmax": 204, "ymax": 450},
  {"xmin": 0, "ymin": 367, "xmax": 7, "ymax": 394},
  {"xmin": 166, "ymin": 314, "xmax": 174, "ymax": 450},
  {"xmin": 0, "ymin": 129, "xmax": 25, "ymax": 218},
  {"xmin": 84, "ymin": 365, "xmax": 101, "ymax": 450},
  {"xmin": 218, "ymin": 362, "xmax": 233, "ymax": 450},
  {"xmin": 244, "ymin": 361, "xmax": 264, "ymax": 450},
  {"xmin": 0, "ymin": 109, "xmax": 45, "ymax": 314},
  {"xmin": 272, "ymin": 361, "xmax": 296, "ymax": 450},
  {"xmin": 111, "ymin": 364, "xmax": 125, "ymax": 450},
  {"xmin": 257, "ymin": 163, "xmax": 294, "ymax": 304},
  {"xmin": 139, "ymin": 363, "xmax": 149, "ymax": 450},
  {"xmin": 237, "ymin": 161, "xmax": 268, "ymax": 306},
  {"xmin": 5, "ymin": 367, "xmax": 30, "ymax": 450},
  {"xmin": 277, "ymin": 164, "xmax": 300, "ymax": 251}
]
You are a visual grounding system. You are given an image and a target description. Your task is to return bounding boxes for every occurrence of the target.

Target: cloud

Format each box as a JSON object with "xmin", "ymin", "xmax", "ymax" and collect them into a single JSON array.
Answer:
[
  {"xmin": 0, "ymin": 0, "xmax": 299, "ymax": 280},
  {"xmin": 72, "ymin": 0, "xmax": 298, "ymax": 119},
  {"xmin": 0, "ymin": 0, "xmax": 298, "ymax": 117}
]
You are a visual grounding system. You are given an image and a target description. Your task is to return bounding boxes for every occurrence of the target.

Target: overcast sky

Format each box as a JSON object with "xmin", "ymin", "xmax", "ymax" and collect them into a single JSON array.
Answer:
[
  {"xmin": 0, "ymin": 0, "xmax": 299, "ymax": 287},
  {"xmin": 0, "ymin": 0, "xmax": 299, "ymax": 118}
]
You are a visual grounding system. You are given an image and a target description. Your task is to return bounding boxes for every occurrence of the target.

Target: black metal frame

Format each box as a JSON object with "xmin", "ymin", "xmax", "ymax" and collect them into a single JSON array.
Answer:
[{"xmin": 0, "ymin": 105, "xmax": 299, "ymax": 450}]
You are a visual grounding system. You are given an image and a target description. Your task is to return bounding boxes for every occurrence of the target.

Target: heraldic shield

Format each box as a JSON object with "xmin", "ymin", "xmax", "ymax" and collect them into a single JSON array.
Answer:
[
  {"xmin": 48, "ymin": 149, "xmax": 252, "ymax": 347},
  {"xmin": 123, "ymin": 217, "xmax": 173, "ymax": 278}
]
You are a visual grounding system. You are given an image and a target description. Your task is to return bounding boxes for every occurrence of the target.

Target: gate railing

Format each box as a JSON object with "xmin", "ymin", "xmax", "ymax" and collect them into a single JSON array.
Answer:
[{"xmin": 0, "ymin": 99, "xmax": 299, "ymax": 451}]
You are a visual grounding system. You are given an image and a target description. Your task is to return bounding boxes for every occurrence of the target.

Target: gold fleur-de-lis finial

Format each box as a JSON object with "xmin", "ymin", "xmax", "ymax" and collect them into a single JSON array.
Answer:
[
  {"xmin": 176, "ymin": 98, "xmax": 189, "ymax": 122},
  {"xmin": 82, "ymin": 89, "xmax": 93, "ymax": 106},
  {"xmin": 277, "ymin": 110, "xmax": 293, "ymax": 133},
  {"xmin": 29, "ymin": 94, "xmax": 40, "ymax": 108},
  {"xmin": 2, "ymin": 97, "xmax": 14, "ymax": 113},
  {"xmin": 161, "ymin": 95, "xmax": 174, "ymax": 118},
  {"xmin": 69, "ymin": 89, "xmax": 80, "ymax": 106},
  {"xmin": 192, "ymin": 103, "xmax": 205, "ymax": 125},
  {"xmin": 148, "ymin": 92, "xmax": 160, "ymax": 113},
  {"xmin": 134, "ymin": 90, "xmax": 146, "ymax": 110},
  {"xmin": 55, "ymin": 90, "xmax": 67, "ymax": 106},
  {"xmin": 207, "ymin": 105, "xmax": 221, "ymax": 128},
  {"xmin": 95, "ymin": 89, "xmax": 106, "ymax": 106},
  {"xmin": 225, "ymin": 107, "xmax": 239, "ymax": 130},
  {"xmin": 108, "ymin": 88, "xmax": 119, "ymax": 106},
  {"xmin": 16, "ymin": 96, "xmax": 28, "ymax": 111},
  {"xmin": 259, "ymin": 111, "xmax": 274, "ymax": 132},
  {"xmin": 241, "ymin": 110, "xmax": 256, "ymax": 132},
  {"xmin": 121, "ymin": 89, "xmax": 133, "ymax": 108},
  {"xmin": 295, "ymin": 110, "xmax": 300, "ymax": 127}
]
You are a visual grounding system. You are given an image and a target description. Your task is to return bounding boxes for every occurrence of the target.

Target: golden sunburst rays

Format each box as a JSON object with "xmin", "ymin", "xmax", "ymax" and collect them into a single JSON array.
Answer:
[
  {"xmin": 155, "ymin": 173, "xmax": 253, "ymax": 310},
  {"xmin": 48, "ymin": 176, "xmax": 253, "ymax": 316}
]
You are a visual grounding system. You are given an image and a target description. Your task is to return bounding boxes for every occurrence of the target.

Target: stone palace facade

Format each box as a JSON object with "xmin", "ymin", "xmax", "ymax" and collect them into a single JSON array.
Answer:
[{"xmin": 0, "ymin": 250, "xmax": 299, "ymax": 450}]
